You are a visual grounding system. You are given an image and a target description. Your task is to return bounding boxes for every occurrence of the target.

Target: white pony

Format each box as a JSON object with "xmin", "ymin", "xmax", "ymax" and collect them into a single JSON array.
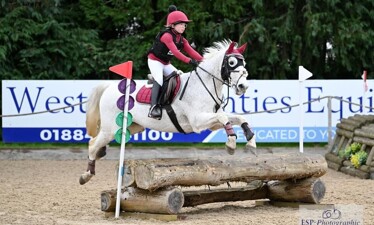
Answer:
[{"xmin": 79, "ymin": 40, "xmax": 256, "ymax": 185}]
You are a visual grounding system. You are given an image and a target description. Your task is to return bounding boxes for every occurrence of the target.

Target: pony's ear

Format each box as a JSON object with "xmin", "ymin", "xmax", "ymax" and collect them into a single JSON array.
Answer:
[
  {"xmin": 237, "ymin": 43, "xmax": 248, "ymax": 54},
  {"xmin": 226, "ymin": 42, "xmax": 236, "ymax": 54}
]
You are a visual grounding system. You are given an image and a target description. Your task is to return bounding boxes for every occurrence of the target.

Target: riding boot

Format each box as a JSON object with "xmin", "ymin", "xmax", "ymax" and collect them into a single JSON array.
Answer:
[{"xmin": 148, "ymin": 82, "xmax": 162, "ymax": 120}]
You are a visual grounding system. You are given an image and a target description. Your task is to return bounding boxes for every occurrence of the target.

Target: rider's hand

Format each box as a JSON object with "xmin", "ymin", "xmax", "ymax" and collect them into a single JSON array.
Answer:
[{"xmin": 189, "ymin": 59, "xmax": 199, "ymax": 69}]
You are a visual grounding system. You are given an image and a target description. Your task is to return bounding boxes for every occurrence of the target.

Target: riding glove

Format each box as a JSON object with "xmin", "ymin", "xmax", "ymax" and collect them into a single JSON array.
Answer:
[{"xmin": 189, "ymin": 59, "xmax": 199, "ymax": 68}]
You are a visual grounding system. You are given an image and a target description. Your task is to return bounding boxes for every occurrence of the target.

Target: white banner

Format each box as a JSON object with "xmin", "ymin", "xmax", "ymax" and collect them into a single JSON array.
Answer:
[{"xmin": 2, "ymin": 80, "xmax": 373, "ymax": 143}]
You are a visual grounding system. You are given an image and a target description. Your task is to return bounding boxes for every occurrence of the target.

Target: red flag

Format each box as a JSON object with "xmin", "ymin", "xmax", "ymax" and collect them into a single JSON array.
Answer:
[
  {"xmin": 109, "ymin": 61, "xmax": 133, "ymax": 79},
  {"xmin": 362, "ymin": 70, "xmax": 368, "ymax": 92}
]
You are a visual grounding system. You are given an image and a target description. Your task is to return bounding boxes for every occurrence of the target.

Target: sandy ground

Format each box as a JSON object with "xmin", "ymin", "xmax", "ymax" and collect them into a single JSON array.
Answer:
[{"xmin": 0, "ymin": 147, "xmax": 373, "ymax": 225}]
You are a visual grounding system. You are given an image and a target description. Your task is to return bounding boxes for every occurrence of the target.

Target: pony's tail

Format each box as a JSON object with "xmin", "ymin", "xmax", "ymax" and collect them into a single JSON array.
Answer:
[{"xmin": 86, "ymin": 82, "xmax": 111, "ymax": 138}]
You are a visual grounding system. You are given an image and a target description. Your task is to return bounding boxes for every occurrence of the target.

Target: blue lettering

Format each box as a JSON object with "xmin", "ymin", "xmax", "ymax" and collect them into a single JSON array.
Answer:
[
  {"xmin": 239, "ymin": 95, "xmax": 250, "ymax": 113},
  {"xmin": 45, "ymin": 96, "xmax": 60, "ymax": 113},
  {"xmin": 7, "ymin": 87, "xmax": 44, "ymax": 113},
  {"xmin": 252, "ymin": 89, "xmax": 259, "ymax": 112},
  {"xmin": 348, "ymin": 96, "xmax": 363, "ymax": 113},
  {"xmin": 77, "ymin": 93, "xmax": 87, "ymax": 113},
  {"xmin": 263, "ymin": 97, "xmax": 277, "ymax": 113},
  {"xmin": 306, "ymin": 87, "xmax": 324, "ymax": 113},
  {"xmin": 280, "ymin": 96, "xmax": 291, "ymax": 113},
  {"xmin": 63, "ymin": 96, "xmax": 75, "ymax": 113},
  {"xmin": 331, "ymin": 96, "xmax": 343, "ymax": 120},
  {"xmin": 369, "ymin": 89, "xmax": 374, "ymax": 112}
]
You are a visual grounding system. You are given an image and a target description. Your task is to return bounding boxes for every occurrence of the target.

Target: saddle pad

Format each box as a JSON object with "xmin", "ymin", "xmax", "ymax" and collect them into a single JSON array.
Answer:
[
  {"xmin": 136, "ymin": 86, "xmax": 152, "ymax": 104},
  {"xmin": 136, "ymin": 76, "xmax": 181, "ymax": 104}
]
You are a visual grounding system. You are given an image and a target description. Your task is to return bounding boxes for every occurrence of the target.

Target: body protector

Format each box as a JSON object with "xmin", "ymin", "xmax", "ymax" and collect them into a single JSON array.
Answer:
[{"xmin": 148, "ymin": 29, "xmax": 184, "ymax": 63}]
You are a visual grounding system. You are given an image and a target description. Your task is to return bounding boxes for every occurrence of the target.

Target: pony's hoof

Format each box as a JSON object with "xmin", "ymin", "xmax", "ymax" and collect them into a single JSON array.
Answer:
[
  {"xmin": 225, "ymin": 136, "xmax": 237, "ymax": 155},
  {"xmin": 246, "ymin": 135, "xmax": 257, "ymax": 148},
  {"xmin": 79, "ymin": 171, "xmax": 94, "ymax": 185}
]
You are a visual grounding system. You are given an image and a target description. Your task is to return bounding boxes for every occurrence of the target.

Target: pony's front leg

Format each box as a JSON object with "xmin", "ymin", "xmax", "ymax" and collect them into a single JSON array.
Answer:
[
  {"xmin": 191, "ymin": 113, "xmax": 237, "ymax": 154},
  {"xmin": 225, "ymin": 114, "xmax": 256, "ymax": 149}
]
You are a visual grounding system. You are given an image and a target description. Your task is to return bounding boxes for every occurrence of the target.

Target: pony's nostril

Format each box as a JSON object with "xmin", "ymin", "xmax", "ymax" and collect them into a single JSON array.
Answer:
[{"xmin": 238, "ymin": 84, "xmax": 245, "ymax": 89}]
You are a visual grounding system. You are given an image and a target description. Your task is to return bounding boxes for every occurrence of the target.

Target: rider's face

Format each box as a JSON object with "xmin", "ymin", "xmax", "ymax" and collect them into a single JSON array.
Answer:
[{"xmin": 173, "ymin": 23, "xmax": 187, "ymax": 34}]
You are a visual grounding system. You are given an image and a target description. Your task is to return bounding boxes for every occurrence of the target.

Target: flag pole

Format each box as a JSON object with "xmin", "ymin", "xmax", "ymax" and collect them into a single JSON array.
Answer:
[{"xmin": 298, "ymin": 66, "xmax": 313, "ymax": 153}]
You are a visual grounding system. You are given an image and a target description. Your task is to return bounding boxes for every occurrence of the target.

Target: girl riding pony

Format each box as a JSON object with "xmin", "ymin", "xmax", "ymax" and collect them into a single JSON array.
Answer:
[{"xmin": 147, "ymin": 5, "xmax": 203, "ymax": 120}]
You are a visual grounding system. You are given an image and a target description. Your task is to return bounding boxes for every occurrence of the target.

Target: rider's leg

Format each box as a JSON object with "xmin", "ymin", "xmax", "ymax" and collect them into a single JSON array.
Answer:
[
  {"xmin": 149, "ymin": 82, "xmax": 162, "ymax": 119},
  {"xmin": 148, "ymin": 59, "xmax": 164, "ymax": 119}
]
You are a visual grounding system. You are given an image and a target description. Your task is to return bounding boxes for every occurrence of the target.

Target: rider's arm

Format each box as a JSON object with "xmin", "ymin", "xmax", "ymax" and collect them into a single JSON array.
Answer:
[
  {"xmin": 182, "ymin": 38, "xmax": 203, "ymax": 62},
  {"xmin": 160, "ymin": 33, "xmax": 190, "ymax": 63}
]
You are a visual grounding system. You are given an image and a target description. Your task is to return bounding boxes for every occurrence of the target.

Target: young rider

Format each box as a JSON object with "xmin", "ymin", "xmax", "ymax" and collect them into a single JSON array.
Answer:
[{"xmin": 147, "ymin": 5, "xmax": 203, "ymax": 120}]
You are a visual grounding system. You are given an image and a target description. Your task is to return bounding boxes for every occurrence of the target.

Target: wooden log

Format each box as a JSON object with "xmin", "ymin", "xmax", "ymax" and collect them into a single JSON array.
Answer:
[
  {"xmin": 336, "ymin": 136, "xmax": 346, "ymax": 152},
  {"xmin": 340, "ymin": 118, "xmax": 364, "ymax": 127},
  {"xmin": 336, "ymin": 129, "xmax": 354, "ymax": 138},
  {"xmin": 344, "ymin": 138, "xmax": 353, "ymax": 150},
  {"xmin": 354, "ymin": 129, "xmax": 374, "ymax": 139},
  {"xmin": 183, "ymin": 183, "xmax": 267, "ymax": 207},
  {"xmin": 340, "ymin": 167, "xmax": 369, "ymax": 179},
  {"xmin": 326, "ymin": 161, "xmax": 341, "ymax": 171},
  {"xmin": 101, "ymin": 187, "xmax": 184, "ymax": 214},
  {"xmin": 342, "ymin": 160, "xmax": 352, "ymax": 167},
  {"xmin": 367, "ymin": 146, "xmax": 374, "ymax": 166},
  {"xmin": 353, "ymin": 136, "xmax": 374, "ymax": 146},
  {"xmin": 336, "ymin": 123, "xmax": 356, "ymax": 132},
  {"xmin": 126, "ymin": 153, "xmax": 328, "ymax": 191},
  {"xmin": 327, "ymin": 135, "xmax": 339, "ymax": 154},
  {"xmin": 358, "ymin": 165, "xmax": 370, "ymax": 173},
  {"xmin": 267, "ymin": 178, "xmax": 325, "ymax": 204},
  {"xmin": 349, "ymin": 114, "xmax": 374, "ymax": 123},
  {"xmin": 325, "ymin": 153, "xmax": 344, "ymax": 165}
]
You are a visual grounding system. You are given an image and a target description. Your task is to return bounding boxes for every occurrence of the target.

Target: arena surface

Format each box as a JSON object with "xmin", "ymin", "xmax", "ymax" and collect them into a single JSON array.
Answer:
[{"xmin": 0, "ymin": 146, "xmax": 373, "ymax": 225}]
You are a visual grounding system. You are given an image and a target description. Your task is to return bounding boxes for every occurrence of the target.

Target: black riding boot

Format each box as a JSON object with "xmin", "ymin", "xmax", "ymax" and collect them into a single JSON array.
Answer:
[{"xmin": 148, "ymin": 82, "xmax": 162, "ymax": 120}]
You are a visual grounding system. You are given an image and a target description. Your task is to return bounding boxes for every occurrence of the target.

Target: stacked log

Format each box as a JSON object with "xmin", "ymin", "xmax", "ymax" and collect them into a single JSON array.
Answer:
[
  {"xmin": 121, "ymin": 153, "xmax": 327, "ymax": 191},
  {"xmin": 102, "ymin": 153, "xmax": 328, "ymax": 214},
  {"xmin": 101, "ymin": 178, "xmax": 326, "ymax": 214},
  {"xmin": 325, "ymin": 114, "xmax": 374, "ymax": 179}
]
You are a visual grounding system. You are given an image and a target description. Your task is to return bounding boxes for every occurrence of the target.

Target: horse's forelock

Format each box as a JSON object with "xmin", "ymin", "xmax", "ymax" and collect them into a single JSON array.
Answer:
[{"xmin": 202, "ymin": 40, "xmax": 232, "ymax": 59}]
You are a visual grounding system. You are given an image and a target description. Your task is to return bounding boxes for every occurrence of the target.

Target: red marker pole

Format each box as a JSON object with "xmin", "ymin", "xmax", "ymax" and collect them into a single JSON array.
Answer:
[{"xmin": 109, "ymin": 61, "xmax": 133, "ymax": 218}]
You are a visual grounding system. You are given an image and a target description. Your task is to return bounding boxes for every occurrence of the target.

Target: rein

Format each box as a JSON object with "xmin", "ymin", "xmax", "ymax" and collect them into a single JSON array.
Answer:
[
  {"xmin": 194, "ymin": 68, "xmax": 223, "ymax": 110},
  {"xmin": 179, "ymin": 65, "xmax": 243, "ymax": 111}
]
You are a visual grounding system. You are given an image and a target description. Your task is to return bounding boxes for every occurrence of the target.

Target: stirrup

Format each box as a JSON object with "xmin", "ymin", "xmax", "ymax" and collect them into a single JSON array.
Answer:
[{"xmin": 148, "ymin": 105, "xmax": 162, "ymax": 120}]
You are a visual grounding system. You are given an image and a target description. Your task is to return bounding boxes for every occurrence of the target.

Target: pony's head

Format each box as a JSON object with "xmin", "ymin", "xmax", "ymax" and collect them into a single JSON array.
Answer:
[{"xmin": 203, "ymin": 40, "xmax": 249, "ymax": 95}]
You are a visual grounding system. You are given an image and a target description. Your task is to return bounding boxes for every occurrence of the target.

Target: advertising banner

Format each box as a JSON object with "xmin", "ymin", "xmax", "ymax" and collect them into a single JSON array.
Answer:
[{"xmin": 2, "ymin": 80, "xmax": 373, "ymax": 143}]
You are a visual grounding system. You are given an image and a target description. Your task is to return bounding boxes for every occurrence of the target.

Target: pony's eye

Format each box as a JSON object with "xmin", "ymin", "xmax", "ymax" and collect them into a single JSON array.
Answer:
[{"xmin": 228, "ymin": 57, "xmax": 238, "ymax": 67}]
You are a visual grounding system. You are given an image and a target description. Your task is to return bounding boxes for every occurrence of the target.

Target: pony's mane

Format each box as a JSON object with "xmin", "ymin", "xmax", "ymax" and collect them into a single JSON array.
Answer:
[{"xmin": 202, "ymin": 40, "xmax": 232, "ymax": 59}]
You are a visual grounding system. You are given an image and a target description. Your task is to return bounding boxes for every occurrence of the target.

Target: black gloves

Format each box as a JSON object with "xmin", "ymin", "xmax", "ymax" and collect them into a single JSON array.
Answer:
[{"xmin": 189, "ymin": 59, "xmax": 199, "ymax": 69}]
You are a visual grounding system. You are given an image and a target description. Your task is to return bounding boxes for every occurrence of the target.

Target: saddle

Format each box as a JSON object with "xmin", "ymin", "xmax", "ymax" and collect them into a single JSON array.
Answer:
[{"xmin": 136, "ymin": 73, "xmax": 181, "ymax": 106}]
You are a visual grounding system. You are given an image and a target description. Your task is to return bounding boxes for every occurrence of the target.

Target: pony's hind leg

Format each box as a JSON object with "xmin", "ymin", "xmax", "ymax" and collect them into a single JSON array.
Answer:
[{"xmin": 79, "ymin": 131, "xmax": 113, "ymax": 185}]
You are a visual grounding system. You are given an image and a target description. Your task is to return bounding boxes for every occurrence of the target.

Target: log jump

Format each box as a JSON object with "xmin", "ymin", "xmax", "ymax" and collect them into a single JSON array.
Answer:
[
  {"xmin": 101, "ymin": 152, "xmax": 328, "ymax": 214},
  {"xmin": 325, "ymin": 114, "xmax": 374, "ymax": 179}
]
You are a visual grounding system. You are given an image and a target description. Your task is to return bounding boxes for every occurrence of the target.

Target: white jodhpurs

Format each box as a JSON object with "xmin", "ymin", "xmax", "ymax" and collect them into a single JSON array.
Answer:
[{"xmin": 148, "ymin": 59, "xmax": 177, "ymax": 86}]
